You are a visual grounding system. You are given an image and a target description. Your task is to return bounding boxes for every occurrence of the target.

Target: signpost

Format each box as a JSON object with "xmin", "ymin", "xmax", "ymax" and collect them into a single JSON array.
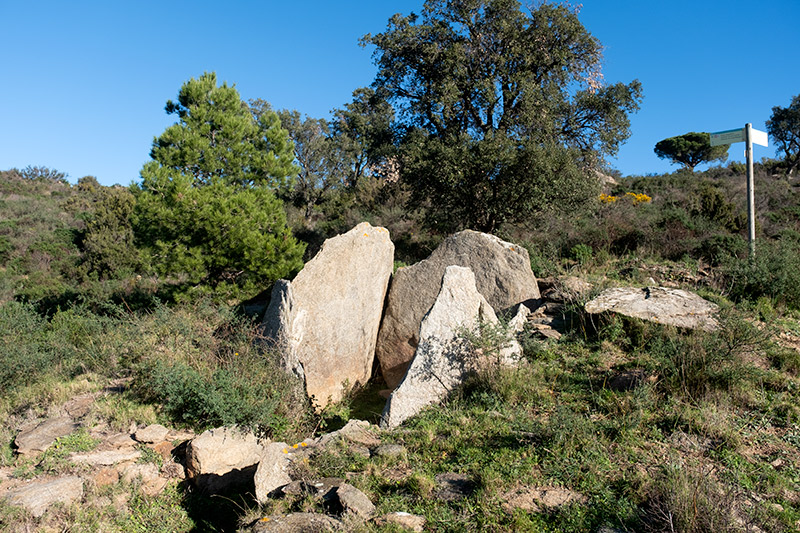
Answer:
[{"xmin": 709, "ymin": 123, "xmax": 768, "ymax": 256}]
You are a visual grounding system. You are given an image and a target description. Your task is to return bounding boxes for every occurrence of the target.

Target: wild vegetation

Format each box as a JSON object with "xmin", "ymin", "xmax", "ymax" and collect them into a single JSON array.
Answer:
[{"xmin": 1, "ymin": 0, "xmax": 800, "ymax": 531}]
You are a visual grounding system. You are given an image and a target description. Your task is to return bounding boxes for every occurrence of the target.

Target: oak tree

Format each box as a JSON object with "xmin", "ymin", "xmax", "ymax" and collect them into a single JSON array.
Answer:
[{"xmin": 363, "ymin": 0, "xmax": 642, "ymax": 232}]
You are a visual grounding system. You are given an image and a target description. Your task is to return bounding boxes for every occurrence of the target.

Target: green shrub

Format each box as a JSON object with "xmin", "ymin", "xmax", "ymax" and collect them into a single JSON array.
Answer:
[{"xmin": 721, "ymin": 237, "xmax": 800, "ymax": 309}]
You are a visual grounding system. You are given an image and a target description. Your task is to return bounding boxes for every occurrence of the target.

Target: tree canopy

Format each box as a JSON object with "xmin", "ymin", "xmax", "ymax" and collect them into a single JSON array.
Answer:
[
  {"xmin": 654, "ymin": 132, "xmax": 729, "ymax": 173},
  {"xmin": 362, "ymin": 0, "xmax": 642, "ymax": 232},
  {"xmin": 135, "ymin": 73, "xmax": 304, "ymax": 298},
  {"xmin": 766, "ymin": 94, "xmax": 800, "ymax": 175}
]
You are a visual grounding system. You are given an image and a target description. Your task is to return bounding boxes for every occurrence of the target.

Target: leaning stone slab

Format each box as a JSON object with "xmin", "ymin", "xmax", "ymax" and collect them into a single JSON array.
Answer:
[
  {"xmin": 376, "ymin": 230, "xmax": 539, "ymax": 389},
  {"xmin": 263, "ymin": 222, "xmax": 394, "ymax": 410},
  {"xmin": 186, "ymin": 427, "xmax": 264, "ymax": 494},
  {"xmin": 254, "ymin": 442, "xmax": 292, "ymax": 503},
  {"xmin": 585, "ymin": 287, "xmax": 718, "ymax": 331},
  {"xmin": 15, "ymin": 416, "xmax": 79, "ymax": 456},
  {"xmin": 381, "ymin": 266, "xmax": 521, "ymax": 429},
  {"xmin": 5, "ymin": 476, "xmax": 84, "ymax": 517}
]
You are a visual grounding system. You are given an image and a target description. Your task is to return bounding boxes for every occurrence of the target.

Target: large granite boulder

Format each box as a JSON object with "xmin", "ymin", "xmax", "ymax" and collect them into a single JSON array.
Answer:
[
  {"xmin": 263, "ymin": 222, "xmax": 394, "ymax": 409},
  {"xmin": 376, "ymin": 230, "xmax": 539, "ymax": 389},
  {"xmin": 185, "ymin": 427, "xmax": 264, "ymax": 494},
  {"xmin": 585, "ymin": 286, "xmax": 718, "ymax": 331},
  {"xmin": 381, "ymin": 266, "xmax": 521, "ymax": 429}
]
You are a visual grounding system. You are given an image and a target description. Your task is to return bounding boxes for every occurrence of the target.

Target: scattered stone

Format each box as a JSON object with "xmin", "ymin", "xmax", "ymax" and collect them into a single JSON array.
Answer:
[
  {"xmin": 167, "ymin": 429, "xmax": 196, "ymax": 442},
  {"xmin": 134, "ymin": 424, "xmax": 169, "ymax": 443},
  {"xmin": 14, "ymin": 416, "xmax": 79, "ymax": 456},
  {"xmin": 372, "ymin": 444, "xmax": 406, "ymax": 459},
  {"xmin": 376, "ymin": 230, "xmax": 540, "ymax": 389},
  {"xmin": 185, "ymin": 427, "xmax": 264, "ymax": 494},
  {"xmin": 501, "ymin": 485, "xmax": 587, "ymax": 513},
  {"xmin": 336, "ymin": 483, "xmax": 375, "ymax": 518},
  {"xmin": 92, "ymin": 467, "xmax": 120, "ymax": 488},
  {"xmin": 539, "ymin": 276, "xmax": 593, "ymax": 303},
  {"xmin": 434, "ymin": 472, "xmax": 475, "ymax": 502},
  {"xmin": 315, "ymin": 419, "xmax": 377, "ymax": 449},
  {"xmin": 373, "ymin": 511, "xmax": 426, "ymax": 532},
  {"xmin": 381, "ymin": 266, "xmax": 521, "ymax": 429},
  {"xmin": 104, "ymin": 432, "xmax": 138, "ymax": 448},
  {"xmin": 70, "ymin": 449, "xmax": 142, "ymax": 466},
  {"xmin": 151, "ymin": 440, "xmax": 175, "ymax": 461},
  {"xmin": 250, "ymin": 513, "xmax": 342, "ymax": 532},
  {"xmin": 161, "ymin": 461, "xmax": 185, "ymax": 480},
  {"xmin": 63, "ymin": 394, "xmax": 95, "ymax": 418},
  {"xmin": 263, "ymin": 222, "xmax": 394, "ymax": 410},
  {"xmin": 254, "ymin": 442, "xmax": 293, "ymax": 503},
  {"xmin": 349, "ymin": 444, "xmax": 371, "ymax": 458},
  {"xmin": 607, "ymin": 369, "xmax": 657, "ymax": 391},
  {"xmin": 121, "ymin": 463, "xmax": 160, "ymax": 485},
  {"xmin": 5, "ymin": 476, "xmax": 84, "ymax": 517},
  {"xmin": 585, "ymin": 286, "xmax": 718, "ymax": 331}
]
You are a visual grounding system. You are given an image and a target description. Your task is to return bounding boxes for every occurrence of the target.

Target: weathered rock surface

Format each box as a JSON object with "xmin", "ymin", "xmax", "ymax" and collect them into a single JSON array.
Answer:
[
  {"xmin": 376, "ymin": 230, "xmax": 539, "ymax": 388},
  {"xmin": 263, "ymin": 222, "xmax": 394, "ymax": 409},
  {"xmin": 5, "ymin": 476, "xmax": 84, "ymax": 517},
  {"xmin": 585, "ymin": 286, "xmax": 718, "ymax": 330},
  {"xmin": 69, "ymin": 449, "xmax": 142, "ymax": 466},
  {"xmin": 185, "ymin": 427, "xmax": 263, "ymax": 494},
  {"xmin": 134, "ymin": 423, "xmax": 169, "ymax": 443},
  {"xmin": 336, "ymin": 483, "xmax": 375, "ymax": 518},
  {"xmin": 14, "ymin": 416, "xmax": 79, "ymax": 456},
  {"xmin": 501, "ymin": 485, "xmax": 587, "ymax": 513},
  {"xmin": 250, "ymin": 512, "xmax": 341, "ymax": 532},
  {"xmin": 254, "ymin": 442, "xmax": 293, "ymax": 503},
  {"xmin": 434, "ymin": 472, "xmax": 475, "ymax": 502},
  {"xmin": 381, "ymin": 266, "xmax": 521, "ymax": 429},
  {"xmin": 373, "ymin": 512, "xmax": 426, "ymax": 531}
]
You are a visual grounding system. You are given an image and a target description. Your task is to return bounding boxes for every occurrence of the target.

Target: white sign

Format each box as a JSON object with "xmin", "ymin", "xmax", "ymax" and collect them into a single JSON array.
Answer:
[
  {"xmin": 710, "ymin": 127, "xmax": 768, "ymax": 147},
  {"xmin": 750, "ymin": 128, "xmax": 768, "ymax": 147},
  {"xmin": 710, "ymin": 128, "xmax": 745, "ymax": 146}
]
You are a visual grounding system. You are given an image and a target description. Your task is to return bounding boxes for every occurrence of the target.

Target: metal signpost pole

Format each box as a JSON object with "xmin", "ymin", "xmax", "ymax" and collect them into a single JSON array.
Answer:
[{"xmin": 745, "ymin": 123, "xmax": 756, "ymax": 256}]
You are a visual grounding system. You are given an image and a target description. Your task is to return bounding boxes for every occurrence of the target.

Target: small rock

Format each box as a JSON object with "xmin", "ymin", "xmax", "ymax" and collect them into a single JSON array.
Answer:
[
  {"xmin": 161, "ymin": 461, "xmax": 185, "ymax": 480},
  {"xmin": 14, "ymin": 417, "xmax": 79, "ymax": 456},
  {"xmin": 121, "ymin": 463, "xmax": 160, "ymax": 485},
  {"xmin": 134, "ymin": 424, "xmax": 169, "ymax": 443},
  {"xmin": 151, "ymin": 441, "xmax": 175, "ymax": 461},
  {"xmin": 502, "ymin": 485, "xmax": 587, "ymax": 513},
  {"xmin": 5, "ymin": 476, "xmax": 84, "ymax": 517},
  {"xmin": 92, "ymin": 467, "xmax": 120, "ymax": 488},
  {"xmin": 372, "ymin": 444, "xmax": 406, "ymax": 459},
  {"xmin": 350, "ymin": 444, "xmax": 371, "ymax": 458},
  {"xmin": 434, "ymin": 472, "xmax": 474, "ymax": 502},
  {"xmin": 336, "ymin": 483, "xmax": 375, "ymax": 518},
  {"xmin": 316, "ymin": 419, "xmax": 376, "ymax": 448},
  {"xmin": 105, "ymin": 432, "xmax": 138, "ymax": 448},
  {"xmin": 63, "ymin": 394, "xmax": 95, "ymax": 418},
  {"xmin": 373, "ymin": 512, "xmax": 426, "ymax": 532}
]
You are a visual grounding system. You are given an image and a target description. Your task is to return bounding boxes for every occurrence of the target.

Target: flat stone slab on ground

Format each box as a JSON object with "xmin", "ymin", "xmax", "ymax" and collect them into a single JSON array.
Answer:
[
  {"xmin": 4, "ymin": 476, "xmax": 84, "ymax": 517},
  {"xmin": 15, "ymin": 416, "xmax": 79, "ymax": 456},
  {"xmin": 585, "ymin": 286, "xmax": 718, "ymax": 331},
  {"xmin": 70, "ymin": 449, "xmax": 142, "ymax": 466},
  {"xmin": 250, "ymin": 512, "xmax": 342, "ymax": 532},
  {"xmin": 373, "ymin": 512, "xmax": 426, "ymax": 531},
  {"xmin": 434, "ymin": 472, "xmax": 475, "ymax": 502}
]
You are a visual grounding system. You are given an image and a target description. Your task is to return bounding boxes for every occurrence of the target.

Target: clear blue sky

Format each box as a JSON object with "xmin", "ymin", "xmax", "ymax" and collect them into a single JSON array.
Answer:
[{"xmin": 1, "ymin": 1, "xmax": 798, "ymax": 186}]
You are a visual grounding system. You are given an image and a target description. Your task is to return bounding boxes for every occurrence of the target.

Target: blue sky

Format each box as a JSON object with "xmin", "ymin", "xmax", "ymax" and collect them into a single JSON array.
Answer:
[{"xmin": 1, "ymin": 1, "xmax": 798, "ymax": 186}]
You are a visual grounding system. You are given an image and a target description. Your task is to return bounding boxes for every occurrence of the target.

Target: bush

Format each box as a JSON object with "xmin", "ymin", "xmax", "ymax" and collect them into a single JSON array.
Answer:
[{"xmin": 720, "ymin": 237, "xmax": 800, "ymax": 309}]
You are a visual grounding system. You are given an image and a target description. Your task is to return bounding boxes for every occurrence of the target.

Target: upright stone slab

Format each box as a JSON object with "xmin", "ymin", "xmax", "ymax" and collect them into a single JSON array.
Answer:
[
  {"xmin": 376, "ymin": 230, "xmax": 539, "ymax": 389},
  {"xmin": 185, "ymin": 427, "xmax": 264, "ymax": 494},
  {"xmin": 381, "ymin": 266, "xmax": 520, "ymax": 429},
  {"xmin": 263, "ymin": 222, "xmax": 394, "ymax": 409}
]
